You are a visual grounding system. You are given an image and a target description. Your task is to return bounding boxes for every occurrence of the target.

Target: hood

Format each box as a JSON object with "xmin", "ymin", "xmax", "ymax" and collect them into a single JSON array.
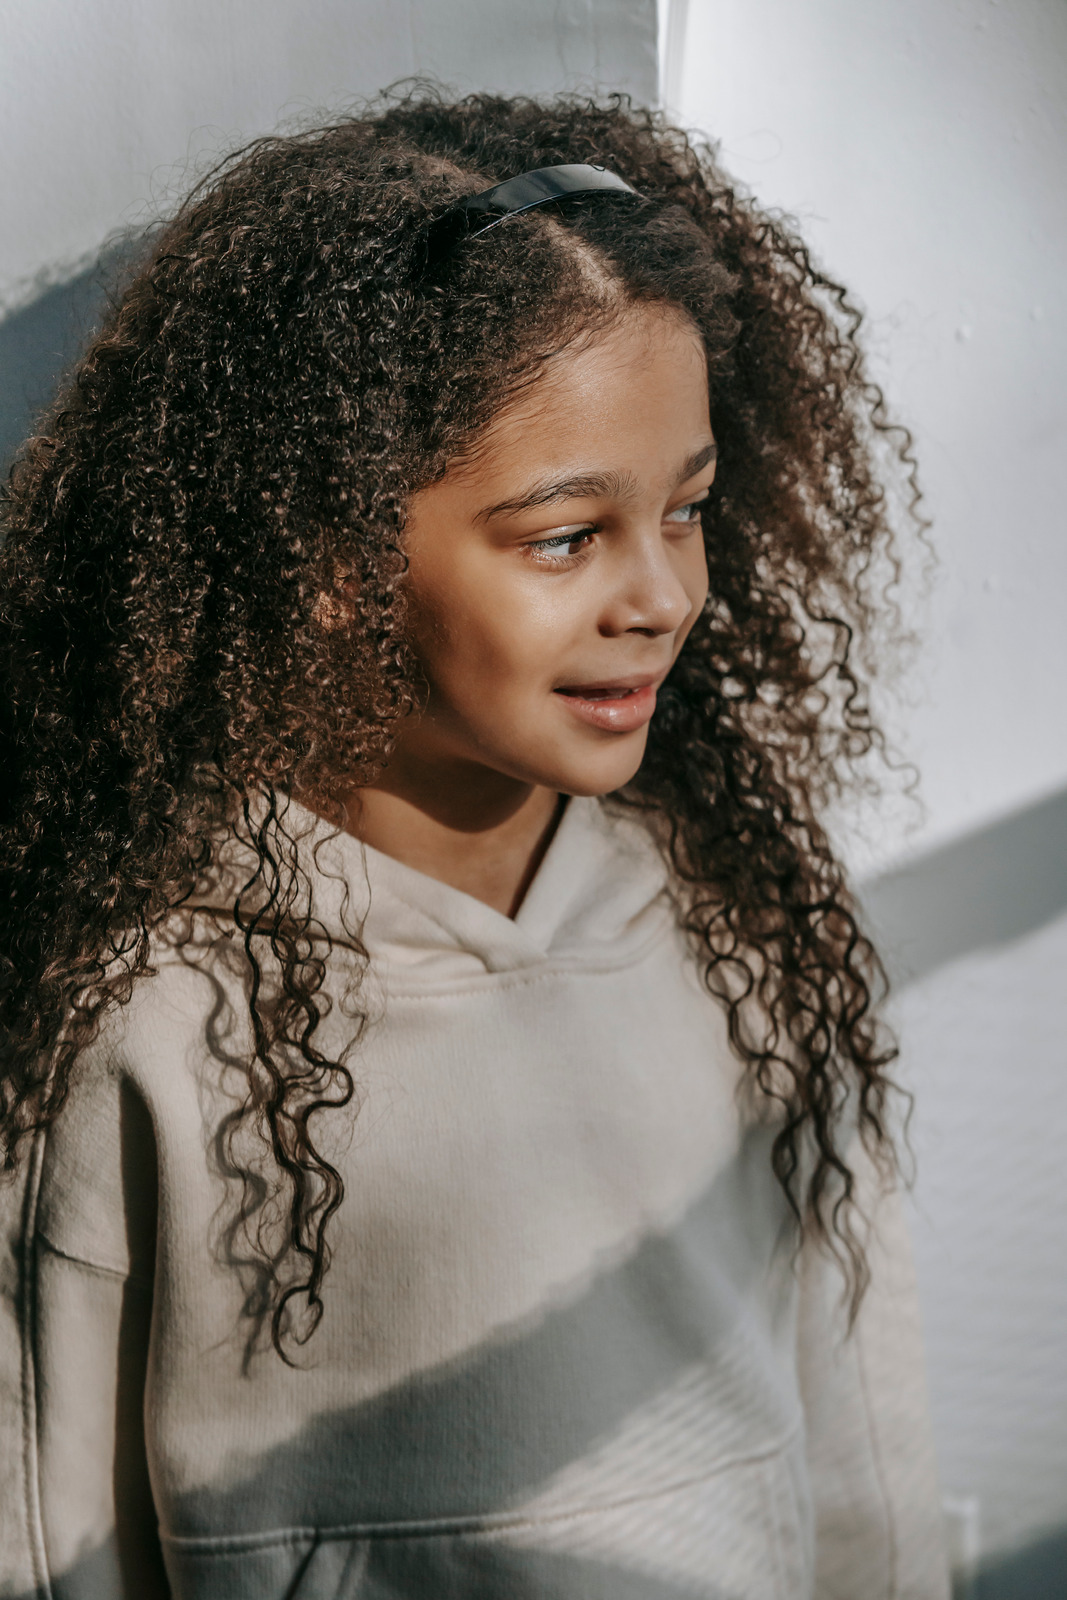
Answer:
[{"xmin": 194, "ymin": 795, "xmax": 674, "ymax": 984}]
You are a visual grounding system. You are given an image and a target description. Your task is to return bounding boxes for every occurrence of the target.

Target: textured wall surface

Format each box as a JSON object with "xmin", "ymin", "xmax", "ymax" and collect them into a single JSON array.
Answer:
[
  {"xmin": 668, "ymin": 0, "xmax": 1067, "ymax": 1580},
  {"xmin": 861, "ymin": 788, "xmax": 1067, "ymax": 1581},
  {"xmin": 895, "ymin": 907, "xmax": 1067, "ymax": 1561}
]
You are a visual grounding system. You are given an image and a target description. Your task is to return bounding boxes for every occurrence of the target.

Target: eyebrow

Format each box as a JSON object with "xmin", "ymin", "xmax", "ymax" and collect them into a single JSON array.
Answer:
[{"xmin": 475, "ymin": 439, "xmax": 718, "ymax": 524}]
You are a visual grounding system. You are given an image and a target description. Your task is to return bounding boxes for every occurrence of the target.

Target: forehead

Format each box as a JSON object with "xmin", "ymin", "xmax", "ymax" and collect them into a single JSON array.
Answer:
[{"xmin": 455, "ymin": 306, "xmax": 710, "ymax": 485}]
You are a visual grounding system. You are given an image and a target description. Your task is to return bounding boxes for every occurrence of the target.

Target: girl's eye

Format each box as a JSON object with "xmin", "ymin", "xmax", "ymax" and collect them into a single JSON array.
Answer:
[
  {"xmin": 527, "ymin": 528, "xmax": 595, "ymax": 562},
  {"xmin": 665, "ymin": 497, "xmax": 707, "ymax": 525}
]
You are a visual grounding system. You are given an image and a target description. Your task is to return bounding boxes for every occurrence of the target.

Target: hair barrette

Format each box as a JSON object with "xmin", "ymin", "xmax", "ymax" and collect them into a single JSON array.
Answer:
[{"xmin": 426, "ymin": 163, "xmax": 640, "ymax": 260}]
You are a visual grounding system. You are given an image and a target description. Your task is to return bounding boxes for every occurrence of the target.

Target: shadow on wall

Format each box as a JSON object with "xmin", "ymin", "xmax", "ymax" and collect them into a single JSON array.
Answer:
[
  {"xmin": 0, "ymin": 247, "xmax": 138, "ymax": 477},
  {"xmin": 860, "ymin": 785, "xmax": 1067, "ymax": 989},
  {"xmin": 966, "ymin": 1526, "xmax": 1067, "ymax": 1600}
]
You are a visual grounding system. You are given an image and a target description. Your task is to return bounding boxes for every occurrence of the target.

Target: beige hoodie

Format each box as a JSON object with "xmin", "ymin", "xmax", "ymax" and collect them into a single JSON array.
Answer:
[{"xmin": 0, "ymin": 796, "xmax": 949, "ymax": 1599}]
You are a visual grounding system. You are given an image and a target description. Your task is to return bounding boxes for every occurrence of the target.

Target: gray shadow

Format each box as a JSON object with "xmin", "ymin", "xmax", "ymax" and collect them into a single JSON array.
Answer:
[
  {"xmin": 858, "ymin": 785, "xmax": 1067, "ymax": 987},
  {"xmin": 172, "ymin": 1126, "xmax": 789, "ymax": 1537},
  {"xmin": 0, "ymin": 242, "xmax": 139, "ymax": 477},
  {"xmin": 969, "ymin": 1525, "xmax": 1067, "ymax": 1600}
]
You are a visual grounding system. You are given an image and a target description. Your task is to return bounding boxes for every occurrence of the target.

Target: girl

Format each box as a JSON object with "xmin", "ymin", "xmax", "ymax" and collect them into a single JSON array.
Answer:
[{"xmin": 0, "ymin": 92, "xmax": 948, "ymax": 1598}]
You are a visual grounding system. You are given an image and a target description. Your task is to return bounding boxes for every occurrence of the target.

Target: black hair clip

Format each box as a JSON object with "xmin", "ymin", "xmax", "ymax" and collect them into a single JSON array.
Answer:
[{"xmin": 426, "ymin": 163, "xmax": 640, "ymax": 261}]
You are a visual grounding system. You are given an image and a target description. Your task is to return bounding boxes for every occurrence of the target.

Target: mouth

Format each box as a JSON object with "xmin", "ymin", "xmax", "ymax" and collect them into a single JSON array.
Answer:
[
  {"xmin": 553, "ymin": 674, "xmax": 663, "ymax": 733},
  {"xmin": 555, "ymin": 671, "xmax": 662, "ymax": 697}
]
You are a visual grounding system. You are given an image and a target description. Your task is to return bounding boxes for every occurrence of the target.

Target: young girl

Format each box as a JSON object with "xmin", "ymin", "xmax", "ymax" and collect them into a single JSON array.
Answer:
[{"xmin": 0, "ymin": 92, "xmax": 949, "ymax": 1599}]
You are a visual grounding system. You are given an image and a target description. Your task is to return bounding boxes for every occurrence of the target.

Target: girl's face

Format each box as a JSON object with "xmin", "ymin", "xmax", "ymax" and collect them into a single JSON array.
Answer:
[{"xmin": 398, "ymin": 304, "xmax": 715, "ymax": 799}]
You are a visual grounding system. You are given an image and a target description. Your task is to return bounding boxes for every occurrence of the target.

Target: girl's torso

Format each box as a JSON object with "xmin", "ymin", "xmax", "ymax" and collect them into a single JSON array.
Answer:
[{"xmin": 7, "ymin": 797, "xmax": 923, "ymax": 1598}]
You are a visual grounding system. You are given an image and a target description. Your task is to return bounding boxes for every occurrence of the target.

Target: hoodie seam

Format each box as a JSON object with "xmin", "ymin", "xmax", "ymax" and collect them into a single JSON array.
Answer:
[{"xmin": 160, "ymin": 1420, "xmax": 804, "ymax": 1554}]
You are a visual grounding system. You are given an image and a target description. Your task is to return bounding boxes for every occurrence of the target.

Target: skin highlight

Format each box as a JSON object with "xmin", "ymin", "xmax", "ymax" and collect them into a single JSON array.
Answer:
[{"xmin": 347, "ymin": 308, "xmax": 715, "ymax": 915}]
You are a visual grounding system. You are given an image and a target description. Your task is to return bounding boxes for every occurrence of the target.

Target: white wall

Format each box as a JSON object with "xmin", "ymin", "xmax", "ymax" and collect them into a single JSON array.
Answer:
[
  {"xmin": 0, "ymin": 0, "xmax": 656, "ymax": 308},
  {"xmin": 672, "ymin": 0, "xmax": 1067, "ymax": 877},
  {"xmin": 669, "ymin": 0, "xmax": 1067, "ymax": 1571}
]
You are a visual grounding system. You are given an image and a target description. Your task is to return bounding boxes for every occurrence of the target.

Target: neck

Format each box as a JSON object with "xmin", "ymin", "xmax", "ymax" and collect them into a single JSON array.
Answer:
[{"xmin": 330, "ymin": 751, "xmax": 564, "ymax": 918}]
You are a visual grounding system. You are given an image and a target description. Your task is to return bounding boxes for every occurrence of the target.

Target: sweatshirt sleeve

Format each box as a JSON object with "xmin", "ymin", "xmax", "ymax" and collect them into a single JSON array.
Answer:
[
  {"xmin": 0, "ymin": 1058, "xmax": 170, "ymax": 1599},
  {"xmin": 795, "ymin": 1143, "xmax": 951, "ymax": 1600}
]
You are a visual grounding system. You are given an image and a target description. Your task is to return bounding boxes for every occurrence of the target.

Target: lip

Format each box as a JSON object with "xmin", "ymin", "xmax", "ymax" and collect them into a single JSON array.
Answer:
[{"xmin": 553, "ymin": 672, "xmax": 665, "ymax": 734}]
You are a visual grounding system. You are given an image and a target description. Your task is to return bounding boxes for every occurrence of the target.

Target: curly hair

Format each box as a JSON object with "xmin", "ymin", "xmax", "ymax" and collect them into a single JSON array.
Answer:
[{"xmin": 0, "ymin": 88, "xmax": 919, "ymax": 1358}]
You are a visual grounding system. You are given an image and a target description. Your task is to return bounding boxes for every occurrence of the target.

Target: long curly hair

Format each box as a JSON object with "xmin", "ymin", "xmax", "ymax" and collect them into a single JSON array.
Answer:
[{"xmin": 0, "ymin": 89, "xmax": 919, "ymax": 1357}]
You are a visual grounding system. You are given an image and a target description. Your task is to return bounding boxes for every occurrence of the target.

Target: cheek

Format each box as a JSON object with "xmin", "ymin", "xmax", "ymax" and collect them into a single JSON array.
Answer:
[{"xmin": 409, "ymin": 567, "xmax": 570, "ymax": 696}]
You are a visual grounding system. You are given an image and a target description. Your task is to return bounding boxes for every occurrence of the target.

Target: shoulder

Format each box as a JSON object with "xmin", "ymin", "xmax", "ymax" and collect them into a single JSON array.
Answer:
[{"xmin": 33, "ymin": 918, "xmax": 251, "ymax": 1283}]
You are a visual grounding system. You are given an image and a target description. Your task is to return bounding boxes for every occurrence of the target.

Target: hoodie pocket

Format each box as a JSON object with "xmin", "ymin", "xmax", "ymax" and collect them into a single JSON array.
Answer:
[
  {"xmin": 287, "ymin": 1536, "xmax": 369, "ymax": 1599},
  {"xmin": 282, "ymin": 1445, "xmax": 812, "ymax": 1600},
  {"xmin": 163, "ymin": 1533, "xmax": 365, "ymax": 1600}
]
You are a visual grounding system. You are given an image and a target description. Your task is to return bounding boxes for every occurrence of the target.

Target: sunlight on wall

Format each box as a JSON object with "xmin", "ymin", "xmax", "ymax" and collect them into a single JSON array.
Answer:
[{"xmin": 670, "ymin": 0, "xmax": 1067, "ymax": 880}]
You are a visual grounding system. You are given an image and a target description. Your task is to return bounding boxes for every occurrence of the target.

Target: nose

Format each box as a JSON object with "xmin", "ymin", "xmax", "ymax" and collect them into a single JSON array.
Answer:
[{"xmin": 598, "ymin": 527, "xmax": 697, "ymax": 639}]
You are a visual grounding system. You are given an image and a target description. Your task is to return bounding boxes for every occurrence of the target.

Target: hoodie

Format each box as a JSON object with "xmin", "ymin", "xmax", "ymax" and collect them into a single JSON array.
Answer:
[{"xmin": 0, "ymin": 796, "xmax": 949, "ymax": 1599}]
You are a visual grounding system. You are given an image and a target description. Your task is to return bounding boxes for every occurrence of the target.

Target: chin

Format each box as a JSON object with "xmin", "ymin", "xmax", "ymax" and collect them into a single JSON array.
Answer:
[{"xmin": 548, "ymin": 736, "xmax": 650, "ymax": 799}]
